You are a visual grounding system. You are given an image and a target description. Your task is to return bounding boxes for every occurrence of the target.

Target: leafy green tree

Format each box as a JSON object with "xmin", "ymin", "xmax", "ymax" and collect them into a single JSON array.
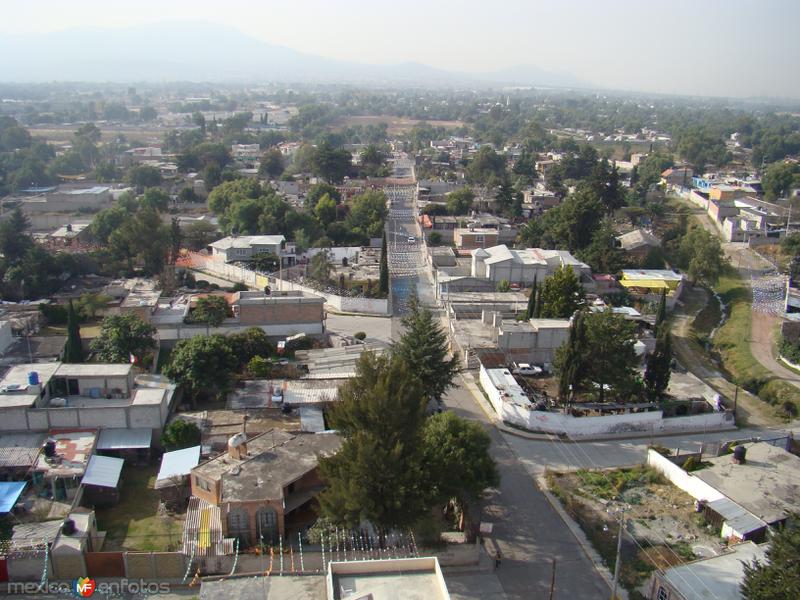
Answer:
[
  {"xmin": 583, "ymin": 309, "xmax": 639, "ymax": 402},
  {"xmin": 314, "ymin": 193, "xmax": 337, "ymax": 224},
  {"xmin": 379, "ymin": 231, "xmax": 389, "ymax": 295},
  {"xmin": 161, "ymin": 420, "xmax": 201, "ymax": 451},
  {"xmin": 762, "ymin": 161, "xmax": 800, "ymax": 200},
  {"xmin": 108, "ymin": 209, "xmax": 170, "ymax": 274},
  {"xmin": 427, "ymin": 232, "xmax": 442, "ymax": 246},
  {"xmin": 93, "ymin": 161, "xmax": 118, "ymax": 182},
  {"xmin": 311, "ymin": 141, "xmax": 352, "ymax": 183},
  {"xmin": 90, "ymin": 313, "xmax": 156, "ymax": 364},
  {"xmin": 163, "ymin": 334, "xmax": 237, "ymax": 401},
  {"xmin": 0, "ymin": 209, "xmax": 33, "ymax": 261},
  {"xmin": 247, "ymin": 356, "xmax": 272, "ymax": 378},
  {"xmin": 228, "ymin": 327, "xmax": 274, "ymax": 370},
  {"xmin": 584, "ymin": 158, "xmax": 625, "ymax": 213},
  {"xmin": 63, "ymin": 300, "xmax": 84, "ymax": 363},
  {"xmin": 422, "ymin": 412, "xmax": 499, "ymax": 506},
  {"xmin": 539, "ymin": 266, "xmax": 585, "ymax": 318},
  {"xmin": 446, "ymin": 187, "xmax": 475, "ymax": 215},
  {"xmin": 250, "ymin": 251, "xmax": 280, "ymax": 272},
  {"xmin": 344, "ymin": 190, "xmax": 388, "ymax": 242},
  {"xmin": 258, "ymin": 148, "xmax": 285, "ymax": 179},
  {"xmin": 644, "ymin": 329, "xmax": 672, "ymax": 399},
  {"xmin": 76, "ymin": 292, "xmax": 112, "ymax": 319},
  {"xmin": 305, "ymin": 183, "xmax": 341, "ymax": 210},
  {"xmin": 189, "ymin": 295, "xmax": 229, "ymax": 333},
  {"xmin": 318, "ymin": 352, "xmax": 431, "ymax": 529},
  {"xmin": 184, "ymin": 220, "xmax": 217, "ymax": 250},
  {"xmin": 466, "ymin": 146, "xmax": 506, "ymax": 184},
  {"xmin": 741, "ymin": 522, "xmax": 800, "ymax": 600},
  {"xmin": 309, "ymin": 250, "xmax": 332, "ymax": 284},
  {"xmin": 207, "ymin": 178, "xmax": 262, "ymax": 215},
  {"xmin": 679, "ymin": 227, "xmax": 726, "ymax": 285},
  {"xmin": 393, "ymin": 294, "xmax": 460, "ymax": 403},
  {"xmin": 140, "ymin": 188, "xmax": 170, "ymax": 212},
  {"xmin": 127, "ymin": 165, "xmax": 162, "ymax": 191}
]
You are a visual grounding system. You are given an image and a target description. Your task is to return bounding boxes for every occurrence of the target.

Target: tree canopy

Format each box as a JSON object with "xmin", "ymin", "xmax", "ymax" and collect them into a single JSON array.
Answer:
[
  {"xmin": 539, "ymin": 266, "xmax": 585, "ymax": 319},
  {"xmin": 741, "ymin": 523, "xmax": 800, "ymax": 600},
  {"xmin": 90, "ymin": 313, "xmax": 156, "ymax": 365},
  {"xmin": 163, "ymin": 334, "xmax": 238, "ymax": 401}
]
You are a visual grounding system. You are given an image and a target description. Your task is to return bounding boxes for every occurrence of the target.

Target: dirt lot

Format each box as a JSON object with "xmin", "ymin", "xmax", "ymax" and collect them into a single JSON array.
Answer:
[
  {"xmin": 547, "ymin": 466, "xmax": 724, "ymax": 598},
  {"xmin": 332, "ymin": 115, "xmax": 465, "ymax": 135}
]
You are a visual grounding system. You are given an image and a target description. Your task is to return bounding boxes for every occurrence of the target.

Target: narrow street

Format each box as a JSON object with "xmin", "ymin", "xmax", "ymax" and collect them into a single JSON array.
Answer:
[{"xmin": 444, "ymin": 379, "xmax": 611, "ymax": 599}]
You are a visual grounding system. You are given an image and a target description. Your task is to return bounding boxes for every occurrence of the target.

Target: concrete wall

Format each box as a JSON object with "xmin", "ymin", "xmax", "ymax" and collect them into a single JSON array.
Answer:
[
  {"xmin": 480, "ymin": 365, "xmax": 734, "ymax": 438},
  {"xmin": 646, "ymin": 449, "xmax": 725, "ymax": 502},
  {"xmin": 6, "ymin": 553, "xmax": 45, "ymax": 581},
  {"xmin": 156, "ymin": 322, "xmax": 324, "ymax": 342},
  {"xmin": 191, "ymin": 257, "xmax": 390, "ymax": 315},
  {"xmin": 0, "ymin": 402, "xmax": 165, "ymax": 432}
]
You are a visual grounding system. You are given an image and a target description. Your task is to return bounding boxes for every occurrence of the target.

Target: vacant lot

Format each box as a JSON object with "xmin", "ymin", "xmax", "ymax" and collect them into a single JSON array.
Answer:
[
  {"xmin": 332, "ymin": 115, "xmax": 465, "ymax": 135},
  {"xmin": 547, "ymin": 466, "xmax": 723, "ymax": 599},
  {"xmin": 95, "ymin": 465, "xmax": 184, "ymax": 552}
]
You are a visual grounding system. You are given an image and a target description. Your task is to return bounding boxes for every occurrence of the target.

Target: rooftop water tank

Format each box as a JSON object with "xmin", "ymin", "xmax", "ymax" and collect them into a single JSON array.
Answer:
[
  {"xmin": 28, "ymin": 372, "xmax": 39, "ymax": 386},
  {"xmin": 733, "ymin": 445, "xmax": 747, "ymax": 464}
]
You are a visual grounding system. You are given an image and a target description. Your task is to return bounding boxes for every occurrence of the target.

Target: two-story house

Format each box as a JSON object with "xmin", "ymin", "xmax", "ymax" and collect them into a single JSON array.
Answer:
[{"xmin": 190, "ymin": 428, "xmax": 341, "ymax": 546}]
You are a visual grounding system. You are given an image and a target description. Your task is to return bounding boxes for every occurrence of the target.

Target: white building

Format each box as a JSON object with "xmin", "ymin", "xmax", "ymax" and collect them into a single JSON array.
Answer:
[
  {"xmin": 471, "ymin": 245, "xmax": 591, "ymax": 286},
  {"xmin": 209, "ymin": 235, "xmax": 295, "ymax": 265}
]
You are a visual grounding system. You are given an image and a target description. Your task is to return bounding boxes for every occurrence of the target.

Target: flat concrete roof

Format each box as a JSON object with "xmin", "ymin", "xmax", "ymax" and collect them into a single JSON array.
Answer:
[
  {"xmin": 0, "ymin": 363, "xmax": 60, "ymax": 408},
  {"xmin": 200, "ymin": 576, "xmax": 326, "ymax": 600},
  {"xmin": 661, "ymin": 541, "xmax": 766, "ymax": 600},
  {"xmin": 193, "ymin": 430, "xmax": 341, "ymax": 503},
  {"xmin": 132, "ymin": 387, "xmax": 168, "ymax": 405},
  {"xmin": 330, "ymin": 558, "xmax": 450, "ymax": 600},
  {"xmin": 694, "ymin": 442, "xmax": 800, "ymax": 524},
  {"xmin": 34, "ymin": 430, "xmax": 97, "ymax": 478}
]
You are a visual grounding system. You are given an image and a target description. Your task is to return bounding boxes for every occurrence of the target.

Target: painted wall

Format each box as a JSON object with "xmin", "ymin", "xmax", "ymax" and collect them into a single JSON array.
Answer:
[{"xmin": 479, "ymin": 365, "xmax": 735, "ymax": 438}]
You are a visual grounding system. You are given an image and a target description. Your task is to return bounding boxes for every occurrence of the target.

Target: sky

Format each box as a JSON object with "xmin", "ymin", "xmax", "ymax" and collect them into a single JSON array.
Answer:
[{"xmin": 1, "ymin": 0, "xmax": 799, "ymax": 98}]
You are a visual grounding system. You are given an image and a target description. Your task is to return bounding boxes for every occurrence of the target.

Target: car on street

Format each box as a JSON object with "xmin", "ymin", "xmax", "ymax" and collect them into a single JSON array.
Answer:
[{"xmin": 407, "ymin": 235, "xmax": 416, "ymax": 243}]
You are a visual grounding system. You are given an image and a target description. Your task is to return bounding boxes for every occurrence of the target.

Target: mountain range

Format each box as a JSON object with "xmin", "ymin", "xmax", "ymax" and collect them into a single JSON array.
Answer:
[{"xmin": 0, "ymin": 22, "xmax": 590, "ymax": 89}]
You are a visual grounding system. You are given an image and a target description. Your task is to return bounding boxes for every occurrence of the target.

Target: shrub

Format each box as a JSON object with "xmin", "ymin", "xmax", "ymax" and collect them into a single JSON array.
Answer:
[
  {"xmin": 353, "ymin": 331, "xmax": 367, "ymax": 341},
  {"xmin": 161, "ymin": 419, "xmax": 201, "ymax": 450},
  {"xmin": 195, "ymin": 279, "xmax": 209, "ymax": 289},
  {"xmin": 247, "ymin": 356, "xmax": 272, "ymax": 378},
  {"xmin": 39, "ymin": 303, "xmax": 68, "ymax": 325}
]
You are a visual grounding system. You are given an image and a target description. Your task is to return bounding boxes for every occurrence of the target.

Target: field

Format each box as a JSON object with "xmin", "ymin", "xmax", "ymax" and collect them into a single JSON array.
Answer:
[
  {"xmin": 95, "ymin": 465, "xmax": 185, "ymax": 552},
  {"xmin": 547, "ymin": 466, "xmax": 722, "ymax": 599},
  {"xmin": 332, "ymin": 115, "xmax": 465, "ymax": 135},
  {"xmin": 29, "ymin": 125, "xmax": 167, "ymax": 144}
]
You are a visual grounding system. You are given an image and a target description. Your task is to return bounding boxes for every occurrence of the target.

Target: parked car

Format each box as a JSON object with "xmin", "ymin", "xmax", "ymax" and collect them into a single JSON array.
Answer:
[
  {"xmin": 512, "ymin": 363, "xmax": 542, "ymax": 376},
  {"xmin": 407, "ymin": 235, "xmax": 416, "ymax": 243}
]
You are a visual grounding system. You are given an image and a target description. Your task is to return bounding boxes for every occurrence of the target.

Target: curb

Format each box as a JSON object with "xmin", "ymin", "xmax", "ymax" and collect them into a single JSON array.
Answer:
[{"xmin": 535, "ymin": 476, "xmax": 622, "ymax": 597}]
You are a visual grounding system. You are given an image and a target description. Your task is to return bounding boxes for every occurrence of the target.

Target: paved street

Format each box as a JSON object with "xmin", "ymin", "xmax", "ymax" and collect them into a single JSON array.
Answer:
[{"xmin": 444, "ymin": 379, "xmax": 610, "ymax": 599}]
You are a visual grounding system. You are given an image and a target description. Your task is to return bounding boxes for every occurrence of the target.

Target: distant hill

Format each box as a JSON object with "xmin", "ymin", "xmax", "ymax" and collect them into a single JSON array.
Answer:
[{"xmin": 0, "ymin": 21, "xmax": 589, "ymax": 89}]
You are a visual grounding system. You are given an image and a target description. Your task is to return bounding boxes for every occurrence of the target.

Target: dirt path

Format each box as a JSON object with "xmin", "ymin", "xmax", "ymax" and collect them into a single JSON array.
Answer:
[
  {"xmin": 670, "ymin": 287, "xmax": 776, "ymax": 427},
  {"xmin": 673, "ymin": 195, "xmax": 800, "ymax": 395}
]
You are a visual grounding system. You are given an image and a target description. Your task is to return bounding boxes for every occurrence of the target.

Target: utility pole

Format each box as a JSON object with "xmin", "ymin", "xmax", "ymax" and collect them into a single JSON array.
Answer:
[
  {"xmin": 548, "ymin": 558, "xmax": 557, "ymax": 600},
  {"xmin": 610, "ymin": 513, "xmax": 626, "ymax": 600}
]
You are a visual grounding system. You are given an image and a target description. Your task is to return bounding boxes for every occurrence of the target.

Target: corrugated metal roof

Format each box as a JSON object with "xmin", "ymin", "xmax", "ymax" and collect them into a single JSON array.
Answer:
[
  {"xmin": 81, "ymin": 455, "xmax": 123, "ymax": 488},
  {"xmin": 299, "ymin": 406, "xmax": 326, "ymax": 433},
  {"xmin": 0, "ymin": 432, "xmax": 45, "ymax": 467},
  {"xmin": 156, "ymin": 446, "xmax": 201, "ymax": 485},
  {"xmin": 97, "ymin": 428, "xmax": 153, "ymax": 450},
  {"xmin": 183, "ymin": 496, "xmax": 234, "ymax": 557},
  {"xmin": 0, "ymin": 481, "xmax": 27, "ymax": 513},
  {"xmin": 706, "ymin": 497, "xmax": 767, "ymax": 536}
]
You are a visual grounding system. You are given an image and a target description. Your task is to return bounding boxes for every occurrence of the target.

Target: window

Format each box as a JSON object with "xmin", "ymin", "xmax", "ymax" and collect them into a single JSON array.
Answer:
[
  {"xmin": 474, "ymin": 235, "xmax": 485, "ymax": 244},
  {"xmin": 657, "ymin": 586, "xmax": 668, "ymax": 600},
  {"xmin": 195, "ymin": 477, "xmax": 210, "ymax": 492}
]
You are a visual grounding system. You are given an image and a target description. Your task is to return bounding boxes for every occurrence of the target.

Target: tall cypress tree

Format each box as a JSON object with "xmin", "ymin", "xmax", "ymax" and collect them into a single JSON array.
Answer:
[
  {"xmin": 644, "ymin": 329, "xmax": 672, "ymax": 400},
  {"xmin": 526, "ymin": 276, "xmax": 538, "ymax": 319},
  {"xmin": 534, "ymin": 286, "xmax": 543, "ymax": 318},
  {"xmin": 655, "ymin": 288, "xmax": 667, "ymax": 334},
  {"xmin": 379, "ymin": 231, "xmax": 389, "ymax": 295},
  {"xmin": 555, "ymin": 311, "xmax": 587, "ymax": 401},
  {"xmin": 63, "ymin": 300, "xmax": 84, "ymax": 363}
]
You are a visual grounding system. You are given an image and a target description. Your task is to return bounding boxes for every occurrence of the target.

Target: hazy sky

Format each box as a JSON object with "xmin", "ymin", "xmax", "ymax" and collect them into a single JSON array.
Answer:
[{"xmin": 2, "ymin": 0, "xmax": 799, "ymax": 98}]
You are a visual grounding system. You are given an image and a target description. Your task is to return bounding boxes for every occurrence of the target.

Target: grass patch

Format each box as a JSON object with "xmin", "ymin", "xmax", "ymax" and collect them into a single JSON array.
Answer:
[
  {"xmin": 574, "ymin": 466, "xmax": 662, "ymax": 500},
  {"xmin": 691, "ymin": 291, "xmax": 721, "ymax": 346},
  {"xmin": 712, "ymin": 266, "xmax": 800, "ymax": 416},
  {"xmin": 95, "ymin": 465, "xmax": 184, "ymax": 552}
]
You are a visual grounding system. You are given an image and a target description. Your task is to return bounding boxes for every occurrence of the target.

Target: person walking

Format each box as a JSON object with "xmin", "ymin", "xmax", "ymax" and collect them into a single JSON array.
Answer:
[{"xmin": 494, "ymin": 550, "xmax": 502, "ymax": 570}]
